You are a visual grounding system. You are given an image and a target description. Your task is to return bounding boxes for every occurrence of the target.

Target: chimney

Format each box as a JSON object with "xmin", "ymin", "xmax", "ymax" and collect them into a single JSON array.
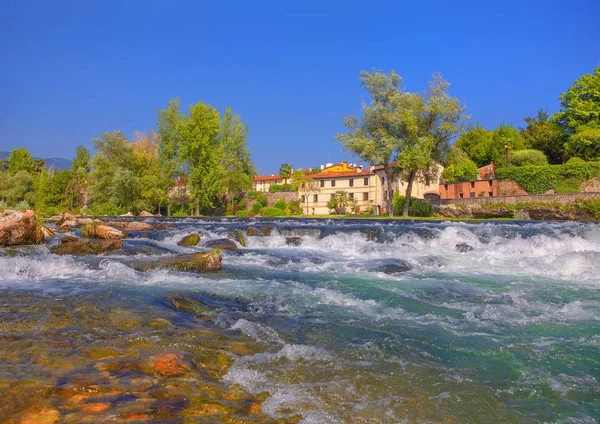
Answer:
[
  {"xmin": 320, "ymin": 164, "xmax": 324, "ymax": 170},
  {"xmin": 326, "ymin": 162, "xmax": 333, "ymax": 168}
]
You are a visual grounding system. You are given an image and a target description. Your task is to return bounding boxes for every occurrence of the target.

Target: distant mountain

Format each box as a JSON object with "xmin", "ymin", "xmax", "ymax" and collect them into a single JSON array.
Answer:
[{"xmin": 0, "ymin": 151, "xmax": 72, "ymax": 171}]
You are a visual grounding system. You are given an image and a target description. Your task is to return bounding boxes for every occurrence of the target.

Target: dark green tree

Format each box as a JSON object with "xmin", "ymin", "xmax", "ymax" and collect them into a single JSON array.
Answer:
[{"xmin": 8, "ymin": 148, "xmax": 35, "ymax": 175}]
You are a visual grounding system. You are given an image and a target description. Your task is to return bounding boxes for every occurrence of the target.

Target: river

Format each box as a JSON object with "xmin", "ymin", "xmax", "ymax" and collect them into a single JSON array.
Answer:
[{"xmin": 0, "ymin": 218, "xmax": 598, "ymax": 423}]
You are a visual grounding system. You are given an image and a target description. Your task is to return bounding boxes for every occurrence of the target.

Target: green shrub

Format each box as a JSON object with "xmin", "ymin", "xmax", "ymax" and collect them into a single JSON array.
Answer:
[
  {"xmin": 509, "ymin": 149, "xmax": 548, "ymax": 167},
  {"xmin": 442, "ymin": 162, "xmax": 478, "ymax": 182},
  {"xmin": 393, "ymin": 193, "xmax": 434, "ymax": 217},
  {"xmin": 269, "ymin": 184, "xmax": 294, "ymax": 192},
  {"xmin": 14, "ymin": 200, "xmax": 31, "ymax": 211},
  {"xmin": 251, "ymin": 202, "xmax": 263, "ymax": 214},
  {"xmin": 567, "ymin": 157, "xmax": 585, "ymax": 164},
  {"xmin": 256, "ymin": 194, "xmax": 268, "ymax": 207},
  {"xmin": 577, "ymin": 198, "xmax": 600, "ymax": 220},
  {"xmin": 273, "ymin": 198, "xmax": 287, "ymax": 210},
  {"xmin": 235, "ymin": 209, "xmax": 249, "ymax": 217},
  {"xmin": 172, "ymin": 211, "xmax": 188, "ymax": 217},
  {"xmin": 91, "ymin": 202, "xmax": 126, "ymax": 216},
  {"xmin": 0, "ymin": 200, "xmax": 8, "ymax": 211},
  {"xmin": 261, "ymin": 207, "xmax": 285, "ymax": 217},
  {"xmin": 288, "ymin": 199, "xmax": 303, "ymax": 215},
  {"xmin": 496, "ymin": 161, "xmax": 600, "ymax": 194},
  {"xmin": 360, "ymin": 207, "xmax": 374, "ymax": 215},
  {"xmin": 248, "ymin": 191, "xmax": 260, "ymax": 200},
  {"xmin": 44, "ymin": 206, "xmax": 60, "ymax": 217},
  {"xmin": 236, "ymin": 199, "xmax": 248, "ymax": 210}
]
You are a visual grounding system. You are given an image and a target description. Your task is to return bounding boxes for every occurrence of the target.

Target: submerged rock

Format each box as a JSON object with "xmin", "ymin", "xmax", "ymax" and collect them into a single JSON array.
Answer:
[
  {"xmin": 151, "ymin": 353, "xmax": 192, "ymax": 377},
  {"xmin": 285, "ymin": 237, "xmax": 302, "ymax": 246},
  {"xmin": 177, "ymin": 233, "xmax": 201, "ymax": 246},
  {"xmin": 51, "ymin": 237, "xmax": 124, "ymax": 255},
  {"xmin": 227, "ymin": 230, "xmax": 246, "ymax": 247},
  {"xmin": 203, "ymin": 238, "xmax": 238, "ymax": 251},
  {"xmin": 371, "ymin": 259, "xmax": 412, "ymax": 274},
  {"xmin": 108, "ymin": 221, "xmax": 154, "ymax": 231},
  {"xmin": 82, "ymin": 223, "xmax": 127, "ymax": 240},
  {"xmin": 260, "ymin": 226, "xmax": 274, "ymax": 236},
  {"xmin": 455, "ymin": 242, "xmax": 474, "ymax": 253},
  {"xmin": 0, "ymin": 210, "xmax": 43, "ymax": 247},
  {"xmin": 137, "ymin": 251, "xmax": 222, "ymax": 273}
]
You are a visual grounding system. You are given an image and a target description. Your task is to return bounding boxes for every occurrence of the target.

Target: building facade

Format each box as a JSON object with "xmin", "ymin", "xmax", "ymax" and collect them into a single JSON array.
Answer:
[
  {"xmin": 439, "ymin": 163, "xmax": 498, "ymax": 199},
  {"xmin": 252, "ymin": 175, "xmax": 285, "ymax": 192}
]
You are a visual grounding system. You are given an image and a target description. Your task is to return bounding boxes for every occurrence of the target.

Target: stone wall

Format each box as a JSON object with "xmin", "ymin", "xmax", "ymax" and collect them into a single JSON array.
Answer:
[
  {"xmin": 431, "ymin": 191, "xmax": 600, "ymax": 207},
  {"xmin": 245, "ymin": 191, "xmax": 299, "ymax": 208}
]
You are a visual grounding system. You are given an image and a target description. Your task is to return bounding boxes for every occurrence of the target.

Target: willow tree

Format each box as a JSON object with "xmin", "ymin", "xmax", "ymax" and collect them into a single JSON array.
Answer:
[
  {"xmin": 178, "ymin": 101, "xmax": 223, "ymax": 215},
  {"xmin": 336, "ymin": 70, "xmax": 404, "ymax": 217}
]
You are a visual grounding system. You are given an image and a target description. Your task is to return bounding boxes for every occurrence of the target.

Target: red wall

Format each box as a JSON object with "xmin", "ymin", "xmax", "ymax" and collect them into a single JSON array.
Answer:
[{"xmin": 439, "ymin": 180, "xmax": 498, "ymax": 199}]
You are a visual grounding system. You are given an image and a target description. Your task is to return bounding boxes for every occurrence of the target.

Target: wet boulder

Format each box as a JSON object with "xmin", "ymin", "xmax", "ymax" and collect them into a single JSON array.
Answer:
[
  {"xmin": 120, "ymin": 212, "xmax": 134, "ymax": 217},
  {"xmin": 57, "ymin": 212, "xmax": 76, "ymax": 226},
  {"xmin": 51, "ymin": 236, "xmax": 124, "ymax": 255},
  {"xmin": 203, "ymin": 238, "xmax": 238, "ymax": 251},
  {"xmin": 226, "ymin": 230, "xmax": 246, "ymax": 247},
  {"xmin": 82, "ymin": 223, "xmax": 127, "ymax": 240},
  {"xmin": 108, "ymin": 221, "xmax": 154, "ymax": 231},
  {"xmin": 0, "ymin": 210, "xmax": 43, "ymax": 247},
  {"xmin": 246, "ymin": 227, "xmax": 260, "ymax": 236},
  {"xmin": 41, "ymin": 226, "xmax": 55, "ymax": 239},
  {"xmin": 260, "ymin": 226, "xmax": 274, "ymax": 236},
  {"xmin": 177, "ymin": 233, "xmax": 201, "ymax": 246},
  {"xmin": 137, "ymin": 251, "xmax": 222, "ymax": 273},
  {"xmin": 371, "ymin": 259, "xmax": 412, "ymax": 274},
  {"xmin": 455, "ymin": 242, "xmax": 474, "ymax": 253},
  {"xmin": 285, "ymin": 237, "xmax": 302, "ymax": 246},
  {"xmin": 138, "ymin": 210, "xmax": 156, "ymax": 217}
]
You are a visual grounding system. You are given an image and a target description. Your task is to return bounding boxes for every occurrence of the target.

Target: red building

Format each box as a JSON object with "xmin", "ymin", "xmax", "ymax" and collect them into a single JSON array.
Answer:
[{"xmin": 439, "ymin": 163, "xmax": 498, "ymax": 199}]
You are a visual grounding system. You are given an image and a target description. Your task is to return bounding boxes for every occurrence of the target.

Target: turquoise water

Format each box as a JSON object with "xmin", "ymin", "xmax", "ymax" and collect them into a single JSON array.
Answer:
[{"xmin": 1, "ymin": 218, "xmax": 598, "ymax": 422}]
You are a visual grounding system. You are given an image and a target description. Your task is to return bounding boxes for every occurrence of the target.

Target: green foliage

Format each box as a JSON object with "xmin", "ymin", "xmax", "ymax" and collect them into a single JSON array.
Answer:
[
  {"xmin": 8, "ymin": 148, "xmax": 35, "ymax": 175},
  {"xmin": 327, "ymin": 191, "xmax": 349, "ymax": 214},
  {"xmin": 497, "ymin": 161, "xmax": 600, "ymax": 194},
  {"xmin": 44, "ymin": 206, "xmax": 60, "ymax": 217},
  {"xmin": 273, "ymin": 198, "xmax": 287, "ymax": 210},
  {"xmin": 261, "ymin": 207, "xmax": 285, "ymax": 217},
  {"xmin": 0, "ymin": 170, "xmax": 35, "ymax": 206},
  {"xmin": 443, "ymin": 146, "xmax": 479, "ymax": 182},
  {"xmin": 0, "ymin": 200, "xmax": 8, "ymax": 211},
  {"xmin": 251, "ymin": 202, "xmax": 263, "ymax": 214},
  {"xmin": 256, "ymin": 194, "xmax": 268, "ymax": 207},
  {"xmin": 455, "ymin": 125, "xmax": 495, "ymax": 167},
  {"xmin": 268, "ymin": 183, "xmax": 295, "ymax": 192},
  {"xmin": 172, "ymin": 211, "xmax": 188, "ymax": 217},
  {"xmin": 288, "ymin": 199, "xmax": 303, "ymax": 215},
  {"xmin": 14, "ymin": 200, "xmax": 31, "ymax": 211},
  {"xmin": 247, "ymin": 191, "xmax": 261, "ymax": 200},
  {"xmin": 520, "ymin": 109, "xmax": 566, "ymax": 164},
  {"xmin": 553, "ymin": 66, "xmax": 600, "ymax": 133},
  {"xmin": 279, "ymin": 164, "xmax": 293, "ymax": 182},
  {"xmin": 392, "ymin": 193, "xmax": 434, "ymax": 217},
  {"xmin": 91, "ymin": 202, "xmax": 127, "ymax": 216},
  {"xmin": 71, "ymin": 145, "xmax": 91, "ymax": 173},
  {"xmin": 220, "ymin": 107, "xmax": 254, "ymax": 197},
  {"xmin": 509, "ymin": 149, "xmax": 548, "ymax": 167},
  {"xmin": 564, "ymin": 122, "xmax": 600, "ymax": 161},
  {"xmin": 567, "ymin": 157, "xmax": 585, "ymax": 164},
  {"xmin": 577, "ymin": 198, "xmax": 600, "ymax": 220},
  {"xmin": 235, "ymin": 209, "xmax": 249, "ymax": 217}
]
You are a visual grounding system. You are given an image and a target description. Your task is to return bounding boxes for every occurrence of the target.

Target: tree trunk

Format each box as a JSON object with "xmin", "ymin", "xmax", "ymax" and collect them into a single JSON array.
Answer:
[
  {"xmin": 385, "ymin": 168, "xmax": 395, "ymax": 218},
  {"xmin": 195, "ymin": 197, "xmax": 200, "ymax": 216},
  {"xmin": 403, "ymin": 170, "xmax": 417, "ymax": 218}
]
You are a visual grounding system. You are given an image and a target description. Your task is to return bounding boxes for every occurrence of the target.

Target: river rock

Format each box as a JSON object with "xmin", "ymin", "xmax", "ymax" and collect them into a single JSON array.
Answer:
[
  {"xmin": 151, "ymin": 353, "xmax": 192, "ymax": 377},
  {"xmin": 227, "ymin": 230, "xmax": 246, "ymax": 247},
  {"xmin": 138, "ymin": 210, "xmax": 155, "ymax": 217},
  {"xmin": 137, "ymin": 251, "xmax": 222, "ymax": 273},
  {"xmin": 203, "ymin": 239, "xmax": 237, "ymax": 251},
  {"xmin": 0, "ymin": 210, "xmax": 43, "ymax": 247},
  {"xmin": 285, "ymin": 237, "xmax": 302, "ymax": 246},
  {"xmin": 246, "ymin": 227, "xmax": 260, "ymax": 236},
  {"xmin": 260, "ymin": 226, "xmax": 274, "ymax": 236},
  {"xmin": 51, "ymin": 237, "xmax": 124, "ymax": 255},
  {"xmin": 372, "ymin": 260, "xmax": 412, "ymax": 274},
  {"xmin": 41, "ymin": 226, "xmax": 55, "ymax": 239},
  {"xmin": 177, "ymin": 233, "xmax": 200, "ymax": 246},
  {"xmin": 107, "ymin": 221, "xmax": 154, "ymax": 231},
  {"xmin": 120, "ymin": 212, "xmax": 134, "ymax": 217},
  {"xmin": 82, "ymin": 223, "xmax": 127, "ymax": 239},
  {"xmin": 455, "ymin": 242, "xmax": 474, "ymax": 253},
  {"xmin": 57, "ymin": 212, "xmax": 76, "ymax": 226}
]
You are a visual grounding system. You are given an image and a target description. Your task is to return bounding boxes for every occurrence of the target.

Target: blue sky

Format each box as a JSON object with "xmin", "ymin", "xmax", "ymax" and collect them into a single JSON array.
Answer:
[{"xmin": 1, "ymin": 0, "xmax": 598, "ymax": 174}]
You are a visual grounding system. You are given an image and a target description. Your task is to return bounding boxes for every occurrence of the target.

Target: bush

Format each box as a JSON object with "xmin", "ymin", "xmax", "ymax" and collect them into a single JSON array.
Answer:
[
  {"xmin": 261, "ymin": 207, "xmax": 285, "ymax": 217},
  {"xmin": 251, "ymin": 202, "xmax": 263, "ymax": 214},
  {"xmin": 496, "ymin": 161, "xmax": 600, "ymax": 194},
  {"xmin": 256, "ymin": 194, "xmax": 268, "ymax": 207},
  {"xmin": 172, "ymin": 211, "xmax": 188, "ymax": 217},
  {"xmin": 44, "ymin": 206, "xmax": 60, "ymax": 217},
  {"xmin": 235, "ymin": 209, "xmax": 249, "ymax": 217},
  {"xmin": 577, "ymin": 198, "xmax": 600, "ymax": 220},
  {"xmin": 0, "ymin": 200, "xmax": 8, "ymax": 211},
  {"xmin": 91, "ymin": 202, "xmax": 126, "ymax": 216},
  {"xmin": 509, "ymin": 149, "xmax": 548, "ymax": 167},
  {"xmin": 393, "ymin": 193, "xmax": 434, "ymax": 217},
  {"xmin": 236, "ymin": 199, "xmax": 248, "ymax": 210},
  {"xmin": 442, "ymin": 162, "xmax": 478, "ymax": 182},
  {"xmin": 248, "ymin": 191, "xmax": 260, "ymax": 200},
  {"xmin": 269, "ymin": 184, "xmax": 294, "ymax": 192},
  {"xmin": 567, "ymin": 157, "xmax": 585, "ymax": 164},
  {"xmin": 273, "ymin": 198, "xmax": 287, "ymax": 210},
  {"xmin": 288, "ymin": 199, "xmax": 303, "ymax": 215},
  {"xmin": 14, "ymin": 200, "xmax": 31, "ymax": 211}
]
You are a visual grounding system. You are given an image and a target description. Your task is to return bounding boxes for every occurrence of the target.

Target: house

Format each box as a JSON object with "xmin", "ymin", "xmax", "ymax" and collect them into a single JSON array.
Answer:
[
  {"xmin": 301, "ymin": 162, "xmax": 378, "ymax": 215},
  {"xmin": 253, "ymin": 174, "xmax": 285, "ymax": 192},
  {"xmin": 439, "ymin": 163, "xmax": 498, "ymax": 199}
]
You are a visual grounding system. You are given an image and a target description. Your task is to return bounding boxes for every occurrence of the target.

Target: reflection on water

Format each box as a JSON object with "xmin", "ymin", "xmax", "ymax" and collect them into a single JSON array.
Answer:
[{"xmin": 0, "ymin": 218, "xmax": 598, "ymax": 423}]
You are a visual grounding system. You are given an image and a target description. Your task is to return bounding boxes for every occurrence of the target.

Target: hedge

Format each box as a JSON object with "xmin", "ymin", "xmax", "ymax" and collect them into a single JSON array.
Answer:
[{"xmin": 496, "ymin": 161, "xmax": 600, "ymax": 194}]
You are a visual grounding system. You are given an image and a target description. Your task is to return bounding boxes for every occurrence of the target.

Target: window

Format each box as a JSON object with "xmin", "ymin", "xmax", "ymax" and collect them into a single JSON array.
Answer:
[
  {"xmin": 320, "ymin": 180, "xmax": 324, "ymax": 188},
  {"xmin": 470, "ymin": 192, "xmax": 475, "ymax": 198},
  {"xmin": 381, "ymin": 176, "xmax": 385, "ymax": 184},
  {"xmin": 459, "ymin": 193, "xmax": 464, "ymax": 198},
  {"xmin": 348, "ymin": 192, "xmax": 354, "ymax": 200},
  {"xmin": 489, "ymin": 180, "xmax": 493, "ymax": 187},
  {"xmin": 364, "ymin": 177, "xmax": 369, "ymax": 185},
  {"xmin": 363, "ymin": 192, "xmax": 369, "ymax": 201},
  {"xmin": 349, "ymin": 179, "xmax": 354, "ymax": 187},
  {"xmin": 331, "ymin": 180, "xmax": 336, "ymax": 187},
  {"xmin": 444, "ymin": 184, "xmax": 448, "ymax": 190},
  {"xmin": 384, "ymin": 191, "xmax": 388, "ymax": 200},
  {"xmin": 470, "ymin": 182, "xmax": 475, "ymax": 189},
  {"xmin": 489, "ymin": 192, "xmax": 493, "ymax": 197},
  {"xmin": 313, "ymin": 194, "xmax": 318, "ymax": 203},
  {"xmin": 301, "ymin": 195, "xmax": 305, "ymax": 203}
]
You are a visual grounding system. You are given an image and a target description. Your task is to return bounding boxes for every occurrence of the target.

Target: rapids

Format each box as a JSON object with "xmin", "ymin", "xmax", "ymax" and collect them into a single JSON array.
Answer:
[{"xmin": 0, "ymin": 217, "xmax": 598, "ymax": 423}]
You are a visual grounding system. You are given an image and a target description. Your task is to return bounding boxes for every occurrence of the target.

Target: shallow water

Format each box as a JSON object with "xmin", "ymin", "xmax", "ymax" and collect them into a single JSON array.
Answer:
[{"xmin": 1, "ymin": 218, "xmax": 599, "ymax": 423}]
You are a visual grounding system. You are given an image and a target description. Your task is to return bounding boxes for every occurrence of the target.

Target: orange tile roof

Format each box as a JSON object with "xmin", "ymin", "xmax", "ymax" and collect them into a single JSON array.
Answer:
[
  {"xmin": 253, "ymin": 175, "xmax": 283, "ymax": 182},
  {"xmin": 308, "ymin": 170, "xmax": 373, "ymax": 179}
]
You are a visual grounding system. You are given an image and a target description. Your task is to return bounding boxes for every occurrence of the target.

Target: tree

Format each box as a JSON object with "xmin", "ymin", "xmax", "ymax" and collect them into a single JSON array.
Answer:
[
  {"xmin": 327, "ymin": 191, "xmax": 348, "ymax": 214},
  {"xmin": 8, "ymin": 148, "xmax": 35, "ymax": 175},
  {"xmin": 337, "ymin": 70, "xmax": 405, "ymax": 217},
  {"xmin": 553, "ymin": 66, "xmax": 600, "ymax": 134},
  {"xmin": 520, "ymin": 109, "xmax": 566, "ymax": 164},
  {"xmin": 564, "ymin": 122, "xmax": 600, "ymax": 160},
  {"xmin": 441, "ymin": 146, "xmax": 478, "ymax": 182},
  {"xmin": 133, "ymin": 130, "xmax": 164, "ymax": 212},
  {"xmin": 157, "ymin": 97, "xmax": 184, "ymax": 216},
  {"xmin": 220, "ymin": 107, "xmax": 254, "ymax": 210},
  {"xmin": 491, "ymin": 123, "xmax": 527, "ymax": 168},
  {"xmin": 0, "ymin": 170, "xmax": 34, "ymax": 206},
  {"xmin": 293, "ymin": 170, "xmax": 320, "ymax": 214},
  {"xmin": 178, "ymin": 101, "xmax": 223, "ymax": 215},
  {"xmin": 71, "ymin": 145, "xmax": 91, "ymax": 173},
  {"xmin": 398, "ymin": 73, "xmax": 469, "ymax": 216},
  {"xmin": 279, "ymin": 163, "xmax": 293, "ymax": 184},
  {"xmin": 509, "ymin": 149, "xmax": 548, "ymax": 167},
  {"xmin": 455, "ymin": 124, "xmax": 495, "ymax": 167}
]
